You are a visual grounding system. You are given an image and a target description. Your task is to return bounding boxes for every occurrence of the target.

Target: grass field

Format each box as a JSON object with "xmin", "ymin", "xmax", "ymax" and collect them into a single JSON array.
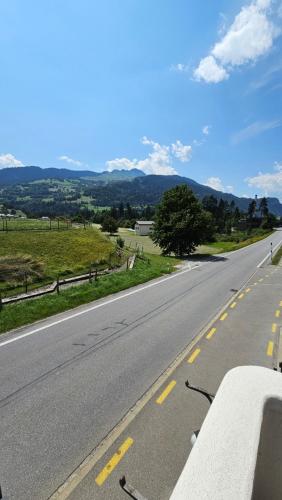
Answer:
[
  {"xmin": 0, "ymin": 254, "xmax": 179, "ymax": 334},
  {"xmin": 108, "ymin": 227, "xmax": 273, "ymax": 256},
  {"xmin": 0, "ymin": 227, "xmax": 115, "ymax": 293},
  {"xmin": 0, "ymin": 218, "xmax": 70, "ymax": 231},
  {"xmin": 115, "ymin": 228, "xmax": 161, "ymax": 254}
]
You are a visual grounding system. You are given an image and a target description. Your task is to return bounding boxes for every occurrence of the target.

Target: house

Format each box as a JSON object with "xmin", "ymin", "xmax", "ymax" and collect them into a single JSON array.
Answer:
[{"xmin": 135, "ymin": 221, "xmax": 154, "ymax": 236}]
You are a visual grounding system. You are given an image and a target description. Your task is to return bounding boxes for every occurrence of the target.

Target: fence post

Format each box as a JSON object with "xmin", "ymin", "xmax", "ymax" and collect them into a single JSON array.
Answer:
[
  {"xmin": 24, "ymin": 272, "xmax": 28, "ymax": 294},
  {"xmin": 0, "ymin": 293, "xmax": 2, "ymax": 312},
  {"xmin": 89, "ymin": 265, "xmax": 92, "ymax": 283},
  {"xmin": 57, "ymin": 276, "xmax": 60, "ymax": 294},
  {"xmin": 95, "ymin": 268, "xmax": 98, "ymax": 281},
  {"xmin": 126, "ymin": 257, "xmax": 129, "ymax": 270}
]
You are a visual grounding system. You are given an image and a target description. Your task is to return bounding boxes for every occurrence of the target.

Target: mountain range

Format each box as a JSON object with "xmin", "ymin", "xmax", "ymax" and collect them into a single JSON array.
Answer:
[{"xmin": 0, "ymin": 166, "xmax": 281, "ymax": 216}]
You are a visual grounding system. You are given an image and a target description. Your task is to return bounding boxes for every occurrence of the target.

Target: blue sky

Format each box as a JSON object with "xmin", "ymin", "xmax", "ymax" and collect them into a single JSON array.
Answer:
[{"xmin": 0, "ymin": 0, "xmax": 282, "ymax": 199}]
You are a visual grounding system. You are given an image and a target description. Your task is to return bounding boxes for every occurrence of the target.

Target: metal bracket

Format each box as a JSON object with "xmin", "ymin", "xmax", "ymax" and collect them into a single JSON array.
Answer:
[
  {"xmin": 185, "ymin": 379, "xmax": 215, "ymax": 405},
  {"xmin": 119, "ymin": 476, "xmax": 148, "ymax": 500}
]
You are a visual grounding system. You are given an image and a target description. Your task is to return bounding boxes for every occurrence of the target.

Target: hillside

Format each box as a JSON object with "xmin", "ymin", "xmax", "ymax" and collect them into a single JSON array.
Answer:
[
  {"xmin": 0, "ymin": 166, "xmax": 281, "ymax": 216},
  {"xmin": 0, "ymin": 166, "xmax": 145, "ymax": 185}
]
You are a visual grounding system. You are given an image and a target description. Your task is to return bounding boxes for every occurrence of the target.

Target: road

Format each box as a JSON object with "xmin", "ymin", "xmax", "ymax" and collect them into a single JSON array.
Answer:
[{"xmin": 0, "ymin": 231, "xmax": 281, "ymax": 499}]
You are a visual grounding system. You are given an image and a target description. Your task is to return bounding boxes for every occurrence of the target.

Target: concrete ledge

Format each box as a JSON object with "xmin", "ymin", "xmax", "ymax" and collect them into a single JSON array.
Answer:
[{"xmin": 170, "ymin": 366, "xmax": 282, "ymax": 500}]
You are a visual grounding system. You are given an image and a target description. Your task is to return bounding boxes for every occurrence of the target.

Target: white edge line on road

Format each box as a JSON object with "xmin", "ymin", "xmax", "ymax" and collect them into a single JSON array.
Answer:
[
  {"xmin": 0, "ymin": 264, "xmax": 200, "ymax": 349},
  {"xmin": 257, "ymin": 240, "xmax": 282, "ymax": 268}
]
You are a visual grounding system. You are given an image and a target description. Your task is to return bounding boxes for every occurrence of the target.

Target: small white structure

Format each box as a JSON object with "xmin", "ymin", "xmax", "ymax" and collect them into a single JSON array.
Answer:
[
  {"xmin": 170, "ymin": 366, "xmax": 282, "ymax": 500},
  {"xmin": 135, "ymin": 221, "xmax": 154, "ymax": 236}
]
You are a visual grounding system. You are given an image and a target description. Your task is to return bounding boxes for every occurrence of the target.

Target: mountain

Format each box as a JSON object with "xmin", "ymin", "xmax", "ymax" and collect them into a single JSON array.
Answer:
[
  {"xmin": 0, "ymin": 166, "xmax": 145, "ymax": 185},
  {"xmin": 83, "ymin": 174, "xmax": 282, "ymax": 216},
  {"xmin": 0, "ymin": 166, "xmax": 281, "ymax": 216}
]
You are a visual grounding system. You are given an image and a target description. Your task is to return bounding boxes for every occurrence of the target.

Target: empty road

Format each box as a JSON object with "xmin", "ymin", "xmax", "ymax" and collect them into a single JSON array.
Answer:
[{"xmin": 0, "ymin": 230, "xmax": 281, "ymax": 499}]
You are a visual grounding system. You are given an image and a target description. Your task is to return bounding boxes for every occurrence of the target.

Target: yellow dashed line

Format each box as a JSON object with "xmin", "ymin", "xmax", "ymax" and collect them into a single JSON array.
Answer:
[
  {"xmin": 156, "ymin": 380, "xmax": 176, "ymax": 405},
  {"xmin": 275, "ymin": 310, "xmax": 280, "ymax": 318},
  {"xmin": 95, "ymin": 437, "xmax": 134, "ymax": 486},
  {"xmin": 206, "ymin": 327, "xmax": 217, "ymax": 340},
  {"xmin": 280, "ymin": 301, "xmax": 282, "ymax": 307},
  {"xmin": 267, "ymin": 341, "xmax": 274, "ymax": 357},
  {"xmin": 238, "ymin": 293, "xmax": 244, "ymax": 299},
  {"xmin": 187, "ymin": 348, "xmax": 201, "ymax": 364},
  {"xmin": 220, "ymin": 312, "xmax": 228, "ymax": 321},
  {"xmin": 253, "ymin": 282, "xmax": 258, "ymax": 286},
  {"xmin": 272, "ymin": 323, "xmax": 277, "ymax": 334},
  {"xmin": 230, "ymin": 302, "xmax": 237, "ymax": 309},
  {"xmin": 246, "ymin": 288, "xmax": 251, "ymax": 293},
  {"xmin": 259, "ymin": 278, "xmax": 263, "ymax": 282}
]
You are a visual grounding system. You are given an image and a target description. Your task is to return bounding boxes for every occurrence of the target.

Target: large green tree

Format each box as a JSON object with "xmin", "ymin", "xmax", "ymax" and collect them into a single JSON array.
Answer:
[{"xmin": 151, "ymin": 184, "xmax": 214, "ymax": 256}]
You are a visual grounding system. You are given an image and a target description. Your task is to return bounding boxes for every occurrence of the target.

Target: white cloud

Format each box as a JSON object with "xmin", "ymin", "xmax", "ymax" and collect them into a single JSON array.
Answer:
[
  {"xmin": 246, "ymin": 161, "xmax": 282, "ymax": 194},
  {"xmin": 202, "ymin": 125, "xmax": 211, "ymax": 135},
  {"xmin": 194, "ymin": 0, "xmax": 280, "ymax": 83},
  {"xmin": 205, "ymin": 176, "xmax": 233, "ymax": 193},
  {"xmin": 231, "ymin": 119, "xmax": 280, "ymax": 143},
  {"xmin": 0, "ymin": 153, "xmax": 23, "ymax": 168},
  {"xmin": 106, "ymin": 137, "xmax": 193, "ymax": 176},
  {"xmin": 171, "ymin": 140, "xmax": 192, "ymax": 162},
  {"xmin": 194, "ymin": 56, "xmax": 229, "ymax": 83},
  {"xmin": 58, "ymin": 155, "xmax": 84, "ymax": 167},
  {"xmin": 170, "ymin": 63, "xmax": 189, "ymax": 72}
]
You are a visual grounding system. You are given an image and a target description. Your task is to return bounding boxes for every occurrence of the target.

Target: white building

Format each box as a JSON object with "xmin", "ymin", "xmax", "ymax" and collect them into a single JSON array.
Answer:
[{"xmin": 135, "ymin": 221, "xmax": 154, "ymax": 236}]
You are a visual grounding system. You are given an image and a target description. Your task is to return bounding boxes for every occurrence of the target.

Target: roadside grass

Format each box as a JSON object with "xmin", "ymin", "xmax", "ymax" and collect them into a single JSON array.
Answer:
[
  {"xmin": 0, "ymin": 254, "xmax": 179, "ymax": 334},
  {"xmin": 272, "ymin": 245, "xmax": 282, "ymax": 265},
  {"xmin": 0, "ymin": 227, "xmax": 115, "ymax": 293},
  {"xmin": 199, "ymin": 231, "xmax": 273, "ymax": 254}
]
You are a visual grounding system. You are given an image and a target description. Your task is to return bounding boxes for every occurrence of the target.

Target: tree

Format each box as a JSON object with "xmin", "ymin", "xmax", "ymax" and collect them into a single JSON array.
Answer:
[
  {"xmin": 101, "ymin": 215, "xmax": 118, "ymax": 234},
  {"xmin": 259, "ymin": 197, "xmax": 269, "ymax": 218},
  {"xmin": 261, "ymin": 212, "xmax": 276, "ymax": 230},
  {"xmin": 151, "ymin": 184, "xmax": 214, "ymax": 256},
  {"xmin": 247, "ymin": 200, "xmax": 257, "ymax": 221}
]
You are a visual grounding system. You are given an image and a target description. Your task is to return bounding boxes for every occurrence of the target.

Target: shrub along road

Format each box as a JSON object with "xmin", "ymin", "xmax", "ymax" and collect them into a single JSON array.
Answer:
[{"xmin": 0, "ymin": 231, "xmax": 281, "ymax": 499}]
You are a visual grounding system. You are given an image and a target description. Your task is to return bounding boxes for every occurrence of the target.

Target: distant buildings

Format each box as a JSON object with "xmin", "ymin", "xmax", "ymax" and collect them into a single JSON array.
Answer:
[{"xmin": 135, "ymin": 220, "xmax": 154, "ymax": 236}]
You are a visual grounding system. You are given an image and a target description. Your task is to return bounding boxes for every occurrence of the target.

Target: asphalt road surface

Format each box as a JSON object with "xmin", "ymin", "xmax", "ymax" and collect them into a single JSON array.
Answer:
[{"xmin": 0, "ymin": 231, "xmax": 281, "ymax": 499}]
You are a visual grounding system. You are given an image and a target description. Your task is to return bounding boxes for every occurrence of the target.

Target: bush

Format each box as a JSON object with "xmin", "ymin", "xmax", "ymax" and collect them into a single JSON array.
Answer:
[{"xmin": 116, "ymin": 236, "xmax": 125, "ymax": 248}]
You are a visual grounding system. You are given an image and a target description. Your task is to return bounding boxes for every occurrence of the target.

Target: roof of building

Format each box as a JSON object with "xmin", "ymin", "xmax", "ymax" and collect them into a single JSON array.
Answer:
[{"xmin": 135, "ymin": 221, "xmax": 154, "ymax": 225}]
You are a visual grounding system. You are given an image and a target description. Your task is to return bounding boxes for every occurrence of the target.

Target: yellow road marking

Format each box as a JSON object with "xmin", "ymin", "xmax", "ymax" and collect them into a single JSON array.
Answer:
[
  {"xmin": 267, "ymin": 341, "xmax": 274, "ymax": 357},
  {"xmin": 272, "ymin": 323, "xmax": 277, "ymax": 334},
  {"xmin": 206, "ymin": 327, "xmax": 217, "ymax": 339},
  {"xmin": 230, "ymin": 302, "xmax": 237, "ymax": 309},
  {"xmin": 246, "ymin": 288, "xmax": 251, "ymax": 293},
  {"xmin": 259, "ymin": 278, "xmax": 263, "ymax": 282},
  {"xmin": 95, "ymin": 437, "xmax": 134, "ymax": 486},
  {"xmin": 280, "ymin": 301, "xmax": 282, "ymax": 307},
  {"xmin": 156, "ymin": 380, "xmax": 176, "ymax": 405},
  {"xmin": 253, "ymin": 282, "xmax": 258, "ymax": 286},
  {"xmin": 187, "ymin": 348, "xmax": 201, "ymax": 364},
  {"xmin": 220, "ymin": 312, "xmax": 228, "ymax": 321},
  {"xmin": 238, "ymin": 293, "xmax": 244, "ymax": 299},
  {"xmin": 275, "ymin": 310, "xmax": 280, "ymax": 318}
]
